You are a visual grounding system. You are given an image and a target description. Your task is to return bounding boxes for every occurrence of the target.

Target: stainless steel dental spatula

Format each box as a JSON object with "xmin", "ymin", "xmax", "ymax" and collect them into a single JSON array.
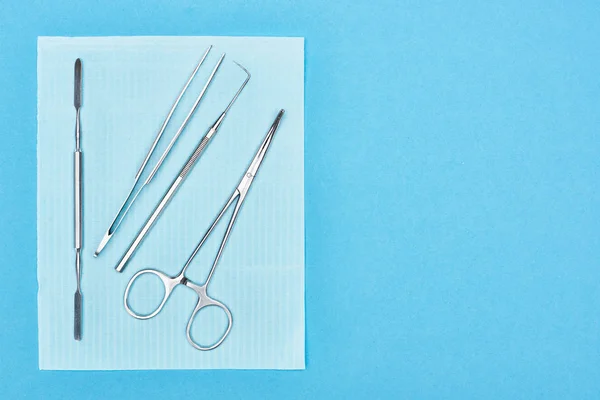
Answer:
[{"xmin": 73, "ymin": 58, "xmax": 83, "ymax": 341}]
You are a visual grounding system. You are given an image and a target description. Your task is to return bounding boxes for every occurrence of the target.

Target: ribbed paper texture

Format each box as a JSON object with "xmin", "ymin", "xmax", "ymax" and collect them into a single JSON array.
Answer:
[{"xmin": 37, "ymin": 36, "xmax": 304, "ymax": 370}]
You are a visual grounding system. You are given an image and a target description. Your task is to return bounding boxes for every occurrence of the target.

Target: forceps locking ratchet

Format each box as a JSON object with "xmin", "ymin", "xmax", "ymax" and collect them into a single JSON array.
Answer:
[
  {"xmin": 124, "ymin": 110, "xmax": 285, "ymax": 350},
  {"xmin": 115, "ymin": 62, "xmax": 251, "ymax": 273},
  {"xmin": 95, "ymin": 46, "xmax": 224, "ymax": 256}
]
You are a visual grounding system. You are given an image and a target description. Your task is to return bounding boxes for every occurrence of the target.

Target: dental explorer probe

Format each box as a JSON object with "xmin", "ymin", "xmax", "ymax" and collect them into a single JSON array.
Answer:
[{"xmin": 115, "ymin": 62, "xmax": 251, "ymax": 273}]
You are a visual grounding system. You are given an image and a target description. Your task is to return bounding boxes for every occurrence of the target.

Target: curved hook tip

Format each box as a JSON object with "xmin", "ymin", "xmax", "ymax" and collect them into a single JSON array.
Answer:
[{"xmin": 233, "ymin": 61, "xmax": 251, "ymax": 79}]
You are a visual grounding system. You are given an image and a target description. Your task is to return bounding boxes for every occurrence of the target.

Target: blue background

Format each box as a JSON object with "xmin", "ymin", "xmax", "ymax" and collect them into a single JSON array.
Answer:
[{"xmin": 1, "ymin": 0, "xmax": 599, "ymax": 398}]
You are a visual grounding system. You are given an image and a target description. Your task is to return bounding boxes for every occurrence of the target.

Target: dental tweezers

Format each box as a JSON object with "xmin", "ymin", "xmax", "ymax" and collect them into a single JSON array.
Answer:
[{"xmin": 95, "ymin": 46, "xmax": 224, "ymax": 256}]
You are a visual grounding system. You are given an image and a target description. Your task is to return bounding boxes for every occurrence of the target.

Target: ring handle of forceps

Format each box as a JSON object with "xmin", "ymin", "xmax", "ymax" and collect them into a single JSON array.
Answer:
[
  {"xmin": 185, "ymin": 280, "xmax": 233, "ymax": 351},
  {"xmin": 124, "ymin": 269, "xmax": 179, "ymax": 320}
]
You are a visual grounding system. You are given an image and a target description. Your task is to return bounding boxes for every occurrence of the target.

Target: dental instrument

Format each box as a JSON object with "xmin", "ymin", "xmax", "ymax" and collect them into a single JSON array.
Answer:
[
  {"xmin": 124, "ymin": 110, "xmax": 285, "ymax": 350},
  {"xmin": 115, "ymin": 62, "xmax": 251, "ymax": 273},
  {"xmin": 94, "ymin": 46, "xmax": 224, "ymax": 256},
  {"xmin": 73, "ymin": 58, "xmax": 83, "ymax": 341}
]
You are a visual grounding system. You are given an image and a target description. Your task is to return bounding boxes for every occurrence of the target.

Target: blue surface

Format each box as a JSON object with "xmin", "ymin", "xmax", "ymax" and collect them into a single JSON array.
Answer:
[{"xmin": 1, "ymin": 0, "xmax": 599, "ymax": 397}]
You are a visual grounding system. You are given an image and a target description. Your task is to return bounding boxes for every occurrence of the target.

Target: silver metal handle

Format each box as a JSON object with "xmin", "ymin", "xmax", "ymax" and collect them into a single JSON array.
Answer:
[
  {"xmin": 124, "ymin": 269, "xmax": 180, "ymax": 319},
  {"xmin": 115, "ymin": 177, "xmax": 183, "ymax": 272},
  {"xmin": 74, "ymin": 151, "xmax": 82, "ymax": 250},
  {"xmin": 115, "ymin": 127, "xmax": 216, "ymax": 273},
  {"xmin": 185, "ymin": 281, "xmax": 233, "ymax": 351},
  {"xmin": 74, "ymin": 150, "xmax": 82, "ymax": 341},
  {"xmin": 179, "ymin": 135, "xmax": 211, "ymax": 179}
]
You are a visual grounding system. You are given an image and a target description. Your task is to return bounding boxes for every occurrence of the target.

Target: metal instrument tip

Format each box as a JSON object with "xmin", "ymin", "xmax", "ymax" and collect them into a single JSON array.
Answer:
[
  {"xmin": 220, "ymin": 62, "xmax": 251, "ymax": 117},
  {"xmin": 275, "ymin": 109, "xmax": 285, "ymax": 122},
  {"xmin": 74, "ymin": 59, "xmax": 82, "ymax": 109},
  {"xmin": 233, "ymin": 61, "xmax": 251, "ymax": 79},
  {"xmin": 269, "ymin": 109, "xmax": 285, "ymax": 134}
]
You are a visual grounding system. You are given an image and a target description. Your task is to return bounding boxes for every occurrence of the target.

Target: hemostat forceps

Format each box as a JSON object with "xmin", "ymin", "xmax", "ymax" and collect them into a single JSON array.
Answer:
[
  {"xmin": 115, "ymin": 63, "xmax": 251, "ymax": 273},
  {"xmin": 95, "ymin": 46, "xmax": 224, "ymax": 256},
  {"xmin": 124, "ymin": 110, "xmax": 285, "ymax": 350}
]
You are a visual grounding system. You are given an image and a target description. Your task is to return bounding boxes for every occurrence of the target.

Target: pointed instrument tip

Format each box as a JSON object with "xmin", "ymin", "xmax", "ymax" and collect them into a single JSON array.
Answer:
[
  {"xmin": 215, "ymin": 53, "xmax": 226, "ymax": 67},
  {"xmin": 272, "ymin": 109, "xmax": 285, "ymax": 129}
]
